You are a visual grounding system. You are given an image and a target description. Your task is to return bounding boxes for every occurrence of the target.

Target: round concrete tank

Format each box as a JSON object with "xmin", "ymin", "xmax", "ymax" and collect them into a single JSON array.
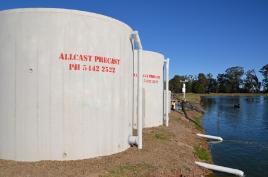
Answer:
[
  {"xmin": 0, "ymin": 8, "xmax": 134, "ymax": 161},
  {"xmin": 133, "ymin": 50, "xmax": 165, "ymax": 128}
]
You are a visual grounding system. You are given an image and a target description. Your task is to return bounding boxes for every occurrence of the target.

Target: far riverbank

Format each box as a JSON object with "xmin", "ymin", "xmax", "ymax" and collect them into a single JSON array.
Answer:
[{"xmin": 174, "ymin": 93, "xmax": 268, "ymax": 104}]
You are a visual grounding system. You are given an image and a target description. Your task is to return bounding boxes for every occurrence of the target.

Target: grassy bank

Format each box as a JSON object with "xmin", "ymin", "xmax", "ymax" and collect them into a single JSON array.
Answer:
[{"xmin": 175, "ymin": 92, "xmax": 268, "ymax": 104}]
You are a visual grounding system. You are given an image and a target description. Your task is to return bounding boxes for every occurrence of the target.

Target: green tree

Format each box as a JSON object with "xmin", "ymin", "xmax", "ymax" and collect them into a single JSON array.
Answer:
[
  {"xmin": 225, "ymin": 66, "xmax": 244, "ymax": 93},
  {"xmin": 185, "ymin": 75, "xmax": 194, "ymax": 92},
  {"xmin": 192, "ymin": 73, "xmax": 208, "ymax": 93},
  {"xmin": 169, "ymin": 75, "xmax": 186, "ymax": 93},
  {"xmin": 207, "ymin": 73, "xmax": 217, "ymax": 93},
  {"xmin": 169, "ymin": 75, "xmax": 194, "ymax": 93},
  {"xmin": 259, "ymin": 64, "xmax": 268, "ymax": 92},
  {"xmin": 244, "ymin": 69, "xmax": 260, "ymax": 93},
  {"xmin": 217, "ymin": 73, "xmax": 228, "ymax": 93}
]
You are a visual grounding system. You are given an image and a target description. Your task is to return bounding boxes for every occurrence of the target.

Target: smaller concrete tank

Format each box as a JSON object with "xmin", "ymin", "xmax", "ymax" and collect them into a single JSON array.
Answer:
[{"xmin": 133, "ymin": 50, "xmax": 169, "ymax": 128}]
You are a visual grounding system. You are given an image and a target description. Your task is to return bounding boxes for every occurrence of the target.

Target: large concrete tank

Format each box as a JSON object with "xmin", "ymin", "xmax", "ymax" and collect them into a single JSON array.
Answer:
[
  {"xmin": 0, "ymin": 8, "xmax": 135, "ymax": 161},
  {"xmin": 133, "ymin": 50, "xmax": 165, "ymax": 128}
]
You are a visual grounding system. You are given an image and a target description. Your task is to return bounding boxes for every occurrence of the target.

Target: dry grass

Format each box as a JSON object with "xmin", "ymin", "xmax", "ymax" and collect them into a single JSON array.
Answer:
[
  {"xmin": 176, "ymin": 93, "xmax": 268, "ymax": 104},
  {"xmin": 102, "ymin": 163, "xmax": 154, "ymax": 177},
  {"xmin": 0, "ymin": 111, "xmax": 211, "ymax": 177}
]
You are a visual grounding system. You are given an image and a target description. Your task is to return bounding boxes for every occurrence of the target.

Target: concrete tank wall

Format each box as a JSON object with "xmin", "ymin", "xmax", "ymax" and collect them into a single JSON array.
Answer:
[
  {"xmin": 0, "ymin": 8, "xmax": 134, "ymax": 161},
  {"xmin": 133, "ymin": 50, "xmax": 165, "ymax": 128}
]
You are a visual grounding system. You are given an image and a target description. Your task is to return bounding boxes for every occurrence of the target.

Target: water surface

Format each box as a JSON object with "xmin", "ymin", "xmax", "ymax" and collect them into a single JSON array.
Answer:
[{"xmin": 202, "ymin": 96, "xmax": 268, "ymax": 177}]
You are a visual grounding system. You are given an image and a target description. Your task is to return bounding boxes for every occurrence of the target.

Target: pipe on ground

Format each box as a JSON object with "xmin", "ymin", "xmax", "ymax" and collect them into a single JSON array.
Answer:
[
  {"xmin": 196, "ymin": 133, "xmax": 223, "ymax": 142},
  {"xmin": 195, "ymin": 162, "xmax": 244, "ymax": 177}
]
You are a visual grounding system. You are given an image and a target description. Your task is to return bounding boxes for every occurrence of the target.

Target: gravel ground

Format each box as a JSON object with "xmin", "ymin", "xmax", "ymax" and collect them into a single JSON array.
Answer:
[{"xmin": 0, "ymin": 111, "xmax": 211, "ymax": 177}]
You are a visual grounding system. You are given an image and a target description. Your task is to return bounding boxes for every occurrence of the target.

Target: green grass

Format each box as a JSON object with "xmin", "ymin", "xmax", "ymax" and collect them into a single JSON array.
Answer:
[
  {"xmin": 174, "ymin": 116, "xmax": 180, "ymax": 123},
  {"xmin": 103, "ymin": 163, "xmax": 153, "ymax": 177},
  {"xmin": 175, "ymin": 93, "xmax": 268, "ymax": 104},
  {"xmin": 194, "ymin": 145, "xmax": 209, "ymax": 161},
  {"xmin": 202, "ymin": 92, "xmax": 268, "ymax": 96},
  {"xmin": 153, "ymin": 127, "xmax": 175, "ymax": 142},
  {"xmin": 193, "ymin": 116, "xmax": 203, "ymax": 131},
  {"xmin": 186, "ymin": 93, "xmax": 202, "ymax": 103}
]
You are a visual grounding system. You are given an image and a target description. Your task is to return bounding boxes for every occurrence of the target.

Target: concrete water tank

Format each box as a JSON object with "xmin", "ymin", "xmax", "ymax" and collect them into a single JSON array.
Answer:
[
  {"xmin": 0, "ymin": 8, "xmax": 136, "ymax": 161},
  {"xmin": 133, "ymin": 50, "xmax": 165, "ymax": 128}
]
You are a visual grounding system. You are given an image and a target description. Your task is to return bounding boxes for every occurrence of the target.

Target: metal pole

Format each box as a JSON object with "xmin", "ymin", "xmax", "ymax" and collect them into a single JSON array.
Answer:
[
  {"xmin": 165, "ymin": 58, "xmax": 170, "ymax": 126},
  {"xmin": 137, "ymin": 47, "xmax": 143, "ymax": 149},
  {"xmin": 180, "ymin": 80, "xmax": 188, "ymax": 101}
]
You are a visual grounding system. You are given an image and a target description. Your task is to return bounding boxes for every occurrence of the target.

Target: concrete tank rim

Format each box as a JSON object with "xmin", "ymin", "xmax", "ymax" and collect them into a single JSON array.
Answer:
[
  {"xmin": 142, "ymin": 50, "xmax": 166, "ymax": 61},
  {"xmin": 0, "ymin": 8, "xmax": 133, "ymax": 32}
]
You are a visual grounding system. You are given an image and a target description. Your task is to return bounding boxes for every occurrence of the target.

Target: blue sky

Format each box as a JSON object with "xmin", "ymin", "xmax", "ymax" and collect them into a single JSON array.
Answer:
[{"xmin": 1, "ymin": 0, "xmax": 267, "ymax": 80}]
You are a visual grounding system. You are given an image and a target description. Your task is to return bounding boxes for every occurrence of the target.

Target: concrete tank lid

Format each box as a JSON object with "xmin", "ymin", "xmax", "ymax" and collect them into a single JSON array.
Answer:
[
  {"xmin": 142, "ymin": 50, "xmax": 165, "ymax": 59},
  {"xmin": 0, "ymin": 8, "xmax": 133, "ymax": 32}
]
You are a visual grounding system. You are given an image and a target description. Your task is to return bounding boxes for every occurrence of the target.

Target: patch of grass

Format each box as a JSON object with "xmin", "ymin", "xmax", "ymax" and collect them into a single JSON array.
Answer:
[
  {"xmin": 194, "ymin": 145, "xmax": 209, "ymax": 161},
  {"xmin": 174, "ymin": 116, "xmax": 180, "ymax": 123},
  {"xmin": 103, "ymin": 163, "xmax": 153, "ymax": 177},
  {"xmin": 201, "ymin": 93, "xmax": 268, "ymax": 97},
  {"xmin": 175, "ymin": 93, "xmax": 268, "ymax": 104},
  {"xmin": 153, "ymin": 128, "xmax": 175, "ymax": 142},
  {"xmin": 186, "ymin": 93, "xmax": 202, "ymax": 104},
  {"xmin": 193, "ymin": 116, "xmax": 203, "ymax": 131},
  {"xmin": 174, "ymin": 117, "xmax": 180, "ymax": 123}
]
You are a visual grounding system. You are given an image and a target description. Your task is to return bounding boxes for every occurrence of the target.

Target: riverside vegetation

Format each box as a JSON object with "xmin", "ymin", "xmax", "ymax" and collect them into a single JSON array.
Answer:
[{"xmin": 169, "ymin": 64, "xmax": 268, "ymax": 94}]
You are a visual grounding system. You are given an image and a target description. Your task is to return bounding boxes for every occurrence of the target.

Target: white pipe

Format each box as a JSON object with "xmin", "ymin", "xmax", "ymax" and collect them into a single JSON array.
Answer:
[
  {"xmin": 196, "ymin": 133, "xmax": 223, "ymax": 141},
  {"xmin": 131, "ymin": 31, "xmax": 142, "ymax": 49},
  {"xmin": 164, "ymin": 58, "xmax": 170, "ymax": 126},
  {"xmin": 195, "ymin": 162, "xmax": 244, "ymax": 177},
  {"xmin": 129, "ymin": 31, "xmax": 143, "ymax": 149},
  {"xmin": 137, "ymin": 47, "xmax": 143, "ymax": 149},
  {"xmin": 128, "ymin": 135, "xmax": 138, "ymax": 145}
]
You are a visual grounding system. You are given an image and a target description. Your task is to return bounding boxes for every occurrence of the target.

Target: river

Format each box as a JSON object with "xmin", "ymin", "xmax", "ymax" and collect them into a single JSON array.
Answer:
[{"xmin": 202, "ymin": 96, "xmax": 268, "ymax": 177}]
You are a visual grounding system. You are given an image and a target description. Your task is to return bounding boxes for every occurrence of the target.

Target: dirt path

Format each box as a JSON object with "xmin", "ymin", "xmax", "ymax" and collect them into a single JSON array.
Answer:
[{"xmin": 0, "ymin": 111, "xmax": 211, "ymax": 177}]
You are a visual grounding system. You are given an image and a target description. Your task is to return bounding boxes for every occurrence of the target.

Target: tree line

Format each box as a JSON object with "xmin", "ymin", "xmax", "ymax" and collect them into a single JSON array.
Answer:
[{"xmin": 169, "ymin": 64, "xmax": 268, "ymax": 93}]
